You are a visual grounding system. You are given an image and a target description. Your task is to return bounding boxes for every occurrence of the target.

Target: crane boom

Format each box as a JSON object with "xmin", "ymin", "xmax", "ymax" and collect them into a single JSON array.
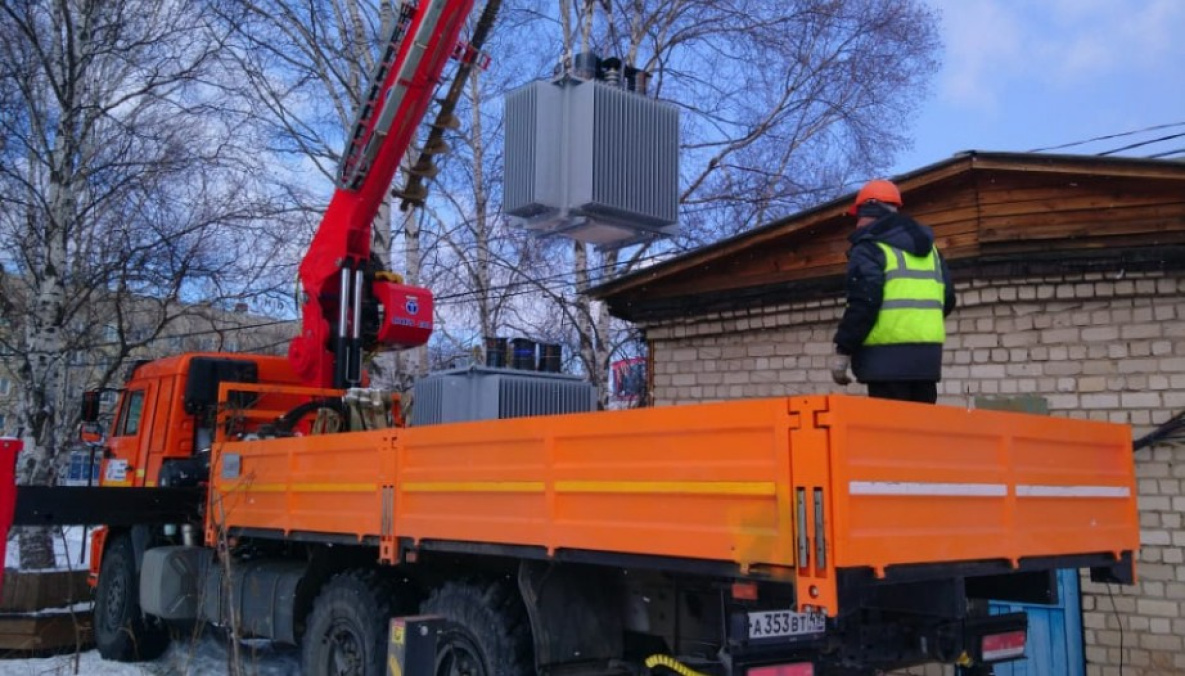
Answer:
[{"xmin": 289, "ymin": 0, "xmax": 476, "ymax": 388}]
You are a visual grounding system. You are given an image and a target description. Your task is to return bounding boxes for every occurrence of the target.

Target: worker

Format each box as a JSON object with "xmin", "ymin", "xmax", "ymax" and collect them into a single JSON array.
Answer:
[{"xmin": 830, "ymin": 179, "xmax": 956, "ymax": 404}]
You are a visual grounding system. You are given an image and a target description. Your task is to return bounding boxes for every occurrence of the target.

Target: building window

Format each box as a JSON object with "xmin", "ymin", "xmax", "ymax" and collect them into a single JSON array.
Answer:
[
  {"xmin": 0, "ymin": 377, "xmax": 10, "ymax": 397},
  {"xmin": 0, "ymin": 413, "xmax": 6, "ymax": 433}
]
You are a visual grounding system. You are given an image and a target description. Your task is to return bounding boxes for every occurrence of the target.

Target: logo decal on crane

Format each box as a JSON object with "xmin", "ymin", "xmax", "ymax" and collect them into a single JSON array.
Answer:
[{"xmin": 406, "ymin": 297, "xmax": 419, "ymax": 315}]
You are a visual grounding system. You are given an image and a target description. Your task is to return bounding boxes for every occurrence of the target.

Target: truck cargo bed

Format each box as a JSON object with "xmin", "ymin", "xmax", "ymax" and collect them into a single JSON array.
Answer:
[{"xmin": 211, "ymin": 394, "xmax": 1139, "ymax": 615}]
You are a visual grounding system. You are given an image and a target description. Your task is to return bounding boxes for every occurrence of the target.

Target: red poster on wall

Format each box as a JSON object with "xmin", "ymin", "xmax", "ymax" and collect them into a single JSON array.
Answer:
[{"xmin": 611, "ymin": 357, "xmax": 646, "ymax": 404}]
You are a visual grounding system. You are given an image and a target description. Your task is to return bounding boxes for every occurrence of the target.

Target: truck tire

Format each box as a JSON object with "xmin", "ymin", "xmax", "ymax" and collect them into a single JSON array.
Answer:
[
  {"xmin": 94, "ymin": 534, "xmax": 170, "ymax": 661},
  {"xmin": 421, "ymin": 581, "xmax": 533, "ymax": 676},
  {"xmin": 302, "ymin": 570, "xmax": 398, "ymax": 676}
]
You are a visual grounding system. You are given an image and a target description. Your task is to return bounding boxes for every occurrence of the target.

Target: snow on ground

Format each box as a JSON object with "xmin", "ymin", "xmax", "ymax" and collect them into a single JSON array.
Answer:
[{"xmin": 0, "ymin": 632, "xmax": 301, "ymax": 675}]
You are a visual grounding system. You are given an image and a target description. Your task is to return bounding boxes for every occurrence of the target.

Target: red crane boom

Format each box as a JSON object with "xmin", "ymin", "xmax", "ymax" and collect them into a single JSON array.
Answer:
[{"xmin": 289, "ymin": 0, "xmax": 476, "ymax": 388}]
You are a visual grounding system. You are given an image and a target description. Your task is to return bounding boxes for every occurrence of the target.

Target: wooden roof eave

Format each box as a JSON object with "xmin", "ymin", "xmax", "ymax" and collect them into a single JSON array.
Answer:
[
  {"xmin": 591, "ymin": 152, "xmax": 1185, "ymax": 305},
  {"xmin": 590, "ymin": 156, "xmax": 978, "ymax": 301},
  {"xmin": 962, "ymin": 152, "xmax": 1185, "ymax": 180}
]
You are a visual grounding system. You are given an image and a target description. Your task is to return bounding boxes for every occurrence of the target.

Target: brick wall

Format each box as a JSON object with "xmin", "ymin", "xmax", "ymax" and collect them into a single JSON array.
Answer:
[{"xmin": 641, "ymin": 270, "xmax": 1185, "ymax": 675}]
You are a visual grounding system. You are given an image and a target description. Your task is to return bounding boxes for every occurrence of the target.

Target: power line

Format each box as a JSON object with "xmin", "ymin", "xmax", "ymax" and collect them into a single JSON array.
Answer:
[
  {"xmin": 1029, "ymin": 121, "xmax": 1185, "ymax": 153},
  {"xmin": 1098, "ymin": 131, "xmax": 1185, "ymax": 157},
  {"xmin": 1146, "ymin": 147, "xmax": 1185, "ymax": 160},
  {"xmin": 432, "ymin": 249, "xmax": 678, "ymax": 304}
]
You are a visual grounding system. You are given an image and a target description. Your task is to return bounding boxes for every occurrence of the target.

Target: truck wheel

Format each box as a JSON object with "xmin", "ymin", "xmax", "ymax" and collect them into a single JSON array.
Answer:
[
  {"xmin": 421, "ymin": 581, "xmax": 533, "ymax": 676},
  {"xmin": 94, "ymin": 534, "xmax": 170, "ymax": 661},
  {"xmin": 302, "ymin": 570, "xmax": 398, "ymax": 676}
]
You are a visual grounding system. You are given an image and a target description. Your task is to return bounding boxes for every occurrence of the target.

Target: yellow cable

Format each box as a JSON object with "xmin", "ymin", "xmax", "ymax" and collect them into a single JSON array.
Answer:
[{"xmin": 643, "ymin": 654, "xmax": 711, "ymax": 676}]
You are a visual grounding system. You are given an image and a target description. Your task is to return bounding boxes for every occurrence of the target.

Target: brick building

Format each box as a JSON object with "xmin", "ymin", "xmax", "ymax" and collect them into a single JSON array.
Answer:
[{"xmin": 592, "ymin": 152, "xmax": 1185, "ymax": 675}]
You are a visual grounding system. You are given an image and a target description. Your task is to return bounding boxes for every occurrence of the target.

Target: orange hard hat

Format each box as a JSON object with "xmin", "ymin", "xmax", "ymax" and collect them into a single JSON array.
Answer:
[{"xmin": 848, "ymin": 179, "xmax": 903, "ymax": 216}]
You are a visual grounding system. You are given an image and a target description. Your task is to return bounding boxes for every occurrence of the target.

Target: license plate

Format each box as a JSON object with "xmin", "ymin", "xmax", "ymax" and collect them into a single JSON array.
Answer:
[{"xmin": 747, "ymin": 609, "xmax": 826, "ymax": 640}]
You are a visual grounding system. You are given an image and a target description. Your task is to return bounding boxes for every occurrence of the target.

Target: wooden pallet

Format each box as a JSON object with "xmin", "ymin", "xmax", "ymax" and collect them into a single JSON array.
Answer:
[
  {"xmin": 0, "ymin": 569, "xmax": 94, "ymax": 653},
  {"xmin": 0, "ymin": 569, "xmax": 91, "ymax": 613},
  {"xmin": 0, "ymin": 609, "xmax": 93, "ymax": 652}
]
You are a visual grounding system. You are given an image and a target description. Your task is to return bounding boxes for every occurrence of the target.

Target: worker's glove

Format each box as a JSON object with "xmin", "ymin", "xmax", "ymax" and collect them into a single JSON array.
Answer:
[{"xmin": 829, "ymin": 355, "xmax": 852, "ymax": 386}]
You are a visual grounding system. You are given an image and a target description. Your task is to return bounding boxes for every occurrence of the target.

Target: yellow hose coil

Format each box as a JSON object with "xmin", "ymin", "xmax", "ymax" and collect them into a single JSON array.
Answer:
[{"xmin": 644, "ymin": 654, "xmax": 711, "ymax": 676}]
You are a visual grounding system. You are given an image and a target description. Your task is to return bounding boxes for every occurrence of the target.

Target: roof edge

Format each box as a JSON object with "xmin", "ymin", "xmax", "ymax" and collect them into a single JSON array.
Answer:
[{"xmin": 589, "ymin": 151, "xmax": 1185, "ymax": 301}]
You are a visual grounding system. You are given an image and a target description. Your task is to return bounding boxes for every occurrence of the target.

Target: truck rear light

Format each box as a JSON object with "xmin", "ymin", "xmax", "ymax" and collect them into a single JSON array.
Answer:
[
  {"xmin": 981, "ymin": 629, "xmax": 1026, "ymax": 662},
  {"xmin": 747, "ymin": 664, "xmax": 814, "ymax": 676}
]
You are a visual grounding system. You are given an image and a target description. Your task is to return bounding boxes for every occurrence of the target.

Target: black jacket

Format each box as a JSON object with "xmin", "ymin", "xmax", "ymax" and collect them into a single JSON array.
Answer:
[{"xmin": 833, "ymin": 212, "xmax": 956, "ymax": 382}]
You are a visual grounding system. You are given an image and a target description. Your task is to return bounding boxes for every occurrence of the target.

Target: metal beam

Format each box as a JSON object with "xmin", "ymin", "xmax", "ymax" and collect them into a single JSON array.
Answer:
[{"xmin": 13, "ymin": 487, "xmax": 204, "ymax": 527}]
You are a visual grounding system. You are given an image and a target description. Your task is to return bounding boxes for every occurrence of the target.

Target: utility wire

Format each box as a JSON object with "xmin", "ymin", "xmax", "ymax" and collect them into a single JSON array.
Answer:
[
  {"xmin": 431, "ymin": 249, "xmax": 677, "ymax": 304},
  {"xmin": 1029, "ymin": 121, "xmax": 1185, "ymax": 153},
  {"xmin": 1146, "ymin": 147, "xmax": 1185, "ymax": 160},
  {"xmin": 1098, "ymin": 131, "xmax": 1185, "ymax": 157}
]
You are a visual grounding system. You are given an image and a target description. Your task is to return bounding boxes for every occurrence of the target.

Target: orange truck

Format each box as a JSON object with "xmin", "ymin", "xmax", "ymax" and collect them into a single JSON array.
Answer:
[
  {"xmin": 0, "ymin": 0, "xmax": 1140, "ymax": 674},
  {"xmin": 8, "ymin": 350, "xmax": 1130, "ymax": 675}
]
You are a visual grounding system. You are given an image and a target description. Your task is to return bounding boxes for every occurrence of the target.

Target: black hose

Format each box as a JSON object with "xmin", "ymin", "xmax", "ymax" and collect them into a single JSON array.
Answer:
[
  {"xmin": 273, "ymin": 398, "xmax": 349, "ymax": 435},
  {"xmin": 1132, "ymin": 410, "xmax": 1185, "ymax": 451}
]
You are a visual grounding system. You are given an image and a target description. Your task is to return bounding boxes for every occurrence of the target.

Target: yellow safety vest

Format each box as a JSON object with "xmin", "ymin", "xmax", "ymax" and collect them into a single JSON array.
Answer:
[{"xmin": 863, "ymin": 242, "xmax": 946, "ymax": 346}]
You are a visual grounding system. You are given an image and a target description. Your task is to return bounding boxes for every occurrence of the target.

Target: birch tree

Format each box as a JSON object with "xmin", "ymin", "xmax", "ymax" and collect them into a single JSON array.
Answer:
[{"xmin": 0, "ymin": 0, "xmax": 292, "ymax": 567}]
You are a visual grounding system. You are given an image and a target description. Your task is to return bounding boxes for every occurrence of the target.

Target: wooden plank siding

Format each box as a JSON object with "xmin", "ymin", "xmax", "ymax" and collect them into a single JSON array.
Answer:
[
  {"xmin": 974, "ymin": 170, "xmax": 1185, "ymax": 243},
  {"xmin": 593, "ymin": 152, "xmax": 1185, "ymax": 322}
]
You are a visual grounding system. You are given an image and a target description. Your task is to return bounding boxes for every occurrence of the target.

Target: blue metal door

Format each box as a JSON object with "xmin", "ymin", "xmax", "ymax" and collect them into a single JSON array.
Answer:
[{"xmin": 990, "ymin": 569, "xmax": 1084, "ymax": 676}]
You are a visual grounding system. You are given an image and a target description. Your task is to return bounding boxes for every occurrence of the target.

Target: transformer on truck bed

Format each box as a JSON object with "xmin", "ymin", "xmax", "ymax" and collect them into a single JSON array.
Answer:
[{"xmin": 0, "ymin": 0, "xmax": 1140, "ymax": 674}]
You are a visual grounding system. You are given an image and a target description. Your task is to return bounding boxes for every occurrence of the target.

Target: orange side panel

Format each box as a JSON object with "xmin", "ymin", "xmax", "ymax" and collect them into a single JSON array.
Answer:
[
  {"xmin": 210, "ymin": 430, "xmax": 391, "ymax": 542},
  {"xmin": 393, "ymin": 398, "xmax": 797, "ymax": 568},
  {"xmin": 212, "ymin": 398, "xmax": 800, "ymax": 570},
  {"xmin": 816, "ymin": 395, "xmax": 1139, "ymax": 576}
]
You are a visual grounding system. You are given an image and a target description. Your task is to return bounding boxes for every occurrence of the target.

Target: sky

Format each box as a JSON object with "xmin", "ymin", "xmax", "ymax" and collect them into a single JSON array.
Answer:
[{"xmin": 890, "ymin": 0, "xmax": 1185, "ymax": 174}]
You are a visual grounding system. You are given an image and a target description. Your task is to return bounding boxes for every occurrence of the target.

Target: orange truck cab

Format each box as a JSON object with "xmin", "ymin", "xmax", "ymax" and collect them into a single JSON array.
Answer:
[{"xmin": 97, "ymin": 352, "xmax": 309, "ymax": 490}]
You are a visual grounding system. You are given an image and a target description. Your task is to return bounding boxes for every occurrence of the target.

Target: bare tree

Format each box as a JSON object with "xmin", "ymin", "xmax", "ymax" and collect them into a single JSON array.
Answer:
[
  {"xmin": 0, "ymin": 0, "xmax": 293, "ymax": 567},
  {"xmin": 214, "ymin": 0, "xmax": 389, "ymax": 213}
]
